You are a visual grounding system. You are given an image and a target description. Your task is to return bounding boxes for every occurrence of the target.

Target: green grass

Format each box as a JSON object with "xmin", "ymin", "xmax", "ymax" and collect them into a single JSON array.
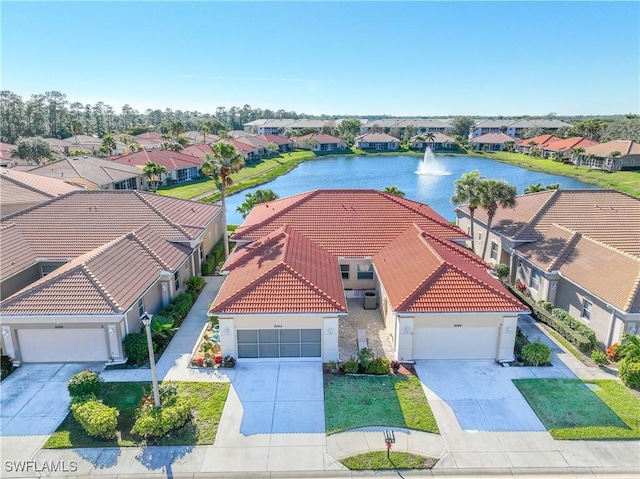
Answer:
[
  {"xmin": 340, "ymin": 451, "xmax": 437, "ymax": 470},
  {"xmin": 541, "ymin": 324, "xmax": 590, "ymax": 364},
  {"xmin": 156, "ymin": 175, "xmax": 215, "ymax": 199},
  {"xmin": 324, "ymin": 374, "xmax": 438, "ymax": 434},
  {"xmin": 484, "ymin": 151, "xmax": 640, "ymax": 198},
  {"xmin": 513, "ymin": 379, "xmax": 640, "ymax": 439},
  {"xmin": 44, "ymin": 381, "xmax": 230, "ymax": 448}
]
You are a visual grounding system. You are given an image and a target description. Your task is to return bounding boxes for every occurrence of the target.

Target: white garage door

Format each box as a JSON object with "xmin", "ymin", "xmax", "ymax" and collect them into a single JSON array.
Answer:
[
  {"xmin": 413, "ymin": 327, "xmax": 499, "ymax": 360},
  {"xmin": 237, "ymin": 329, "xmax": 321, "ymax": 359},
  {"xmin": 18, "ymin": 328, "xmax": 109, "ymax": 362}
]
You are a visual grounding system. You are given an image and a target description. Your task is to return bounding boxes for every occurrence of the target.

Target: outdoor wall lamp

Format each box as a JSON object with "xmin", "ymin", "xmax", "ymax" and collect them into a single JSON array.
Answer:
[
  {"xmin": 404, "ymin": 326, "xmax": 412, "ymax": 334},
  {"xmin": 223, "ymin": 327, "xmax": 230, "ymax": 335},
  {"xmin": 327, "ymin": 328, "xmax": 334, "ymax": 335}
]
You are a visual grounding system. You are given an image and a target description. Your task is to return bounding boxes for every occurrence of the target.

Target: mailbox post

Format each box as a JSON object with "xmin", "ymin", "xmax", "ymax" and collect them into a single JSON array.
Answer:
[{"xmin": 383, "ymin": 430, "xmax": 395, "ymax": 460}]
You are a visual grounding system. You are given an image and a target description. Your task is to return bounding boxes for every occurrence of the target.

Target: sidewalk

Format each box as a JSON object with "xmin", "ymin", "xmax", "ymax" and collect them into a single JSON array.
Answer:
[{"xmin": 100, "ymin": 276, "xmax": 234, "ymax": 383}]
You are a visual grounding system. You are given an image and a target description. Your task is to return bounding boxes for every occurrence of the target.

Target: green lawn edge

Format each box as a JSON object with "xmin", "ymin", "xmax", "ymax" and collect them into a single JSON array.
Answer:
[
  {"xmin": 513, "ymin": 378, "xmax": 640, "ymax": 440},
  {"xmin": 340, "ymin": 451, "xmax": 437, "ymax": 470},
  {"xmin": 324, "ymin": 374, "xmax": 439, "ymax": 435},
  {"xmin": 44, "ymin": 381, "xmax": 230, "ymax": 449}
]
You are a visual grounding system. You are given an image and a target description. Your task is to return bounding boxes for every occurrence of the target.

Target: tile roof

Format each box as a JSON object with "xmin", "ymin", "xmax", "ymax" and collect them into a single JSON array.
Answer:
[
  {"xmin": 517, "ymin": 224, "xmax": 640, "ymax": 312},
  {"xmin": 294, "ymin": 133, "xmax": 344, "ymax": 144},
  {"xmin": 181, "ymin": 131, "xmax": 221, "ymax": 144},
  {"xmin": 210, "ymin": 226, "xmax": 346, "ymax": 314},
  {"xmin": 27, "ymin": 156, "xmax": 141, "ymax": 188},
  {"xmin": 111, "ymin": 149, "xmax": 203, "ymax": 170},
  {"xmin": 0, "ymin": 223, "xmax": 38, "ymax": 279},
  {"xmin": 509, "ymin": 119, "xmax": 573, "ymax": 129},
  {"xmin": 257, "ymin": 134, "xmax": 293, "ymax": 145},
  {"xmin": 355, "ymin": 133, "xmax": 400, "ymax": 143},
  {"xmin": 1, "ymin": 190, "xmax": 221, "ymax": 262},
  {"xmin": 582, "ymin": 140, "xmax": 640, "ymax": 158},
  {"xmin": 373, "ymin": 224, "xmax": 527, "ymax": 313},
  {"xmin": 234, "ymin": 135, "xmax": 272, "ymax": 149},
  {"xmin": 1, "ymin": 168, "xmax": 80, "ymax": 199},
  {"xmin": 182, "ymin": 143, "xmax": 213, "ymax": 161},
  {"xmin": 470, "ymin": 133, "xmax": 516, "ymax": 144},
  {"xmin": 0, "ymin": 225, "xmax": 190, "ymax": 315},
  {"xmin": 541, "ymin": 137, "xmax": 598, "ymax": 152},
  {"xmin": 474, "ymin": 119, "xmax": 515, "ymax": 128},
  {"xmin": 233, "ymin": 190, "xmax": 467, "ymax": 256},
  {"xmin": 410, "ymin": 133, "xmax": 455, "ymax": 143},
  {"xmin": 517, "ymin": 135, "xmax": 561, "ymax": 147}
]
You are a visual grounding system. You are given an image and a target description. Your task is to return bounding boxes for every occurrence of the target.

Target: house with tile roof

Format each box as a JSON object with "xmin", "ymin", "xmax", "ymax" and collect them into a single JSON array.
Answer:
[
  {"xmin": 294, "ymin": 133, "xmax": 346, "ymax": 152},
  {"xmin": 538, "ymin": 137, "xmax": 599, "ymax": 160},
  {"xmin": 110, "ymin": 149, "xmax": 203, "ymax": 184},
  {"xmin": 181, "ymin": 131, "xmax": 221, "ymax": 145},
  {"xmin": 257, "ymin": 134, "xmax": 295, "ymax": 153},
  {"xmin": 27, "ymin": 156, "xmax": 145, "ymax": 191},
  {"xmin": 0, "ymin": 168, "xmax": 81, "ymax": 216},
  {"xmin": 354, "ymin": 133, "xmax": 401, "ymax": 150},
  {"xmin": 0, "ymin": 190, "xmax": 224, "ymax": 364},
  {"xmin": 455, "ymin": 189, "xmax": 640, "ymax": 347},
  {"xmin": 469, "ymin": 132, "xmax": 517, "ymax": 151},
  {"xmin": 515, "ymin": 134, "xmax": 561, "ymax": 154},
  {"xmin": 209, "ymin": 190, "xmax": 528, "ymax": 362},
  {"xmin": 578, "ymin": 140, "xmax": 640, "ymax": 171},
  {"xmin": 410, "ymin": 133, "xmax": 457, "ymax": 150}
]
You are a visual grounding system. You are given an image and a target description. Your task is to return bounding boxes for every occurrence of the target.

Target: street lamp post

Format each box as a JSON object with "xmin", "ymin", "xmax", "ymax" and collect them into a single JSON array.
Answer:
[{"xmin": 141, "ymin": 313, "xmax": 161, "ymax": 408}]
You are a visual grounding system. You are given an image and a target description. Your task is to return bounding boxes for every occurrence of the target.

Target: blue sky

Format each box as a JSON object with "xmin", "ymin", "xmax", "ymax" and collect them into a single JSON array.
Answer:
[{"xmin": 2, "ymin": 1, "xmax": 638, "ymax": 116}]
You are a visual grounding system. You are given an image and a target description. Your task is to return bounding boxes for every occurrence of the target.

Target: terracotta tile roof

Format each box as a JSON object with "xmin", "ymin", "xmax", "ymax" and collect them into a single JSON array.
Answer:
[
  {"xmin": 182, "ymin": 143, "xmax": 213, "ymax": 161},
  {"xmin": 220, "ymin": 139, "xmax": 257, "ymax": 154},
  {"xmin": 0, "ymin": 223, "xmax": 38, "ymax": 279},
  {"xmin": 234, "ymin": 136, "xmax": 271, "ymax": 149},
  {"xmin": 27, "ymin": 156, "xmax": 141, "ymax": 188},
  {"xmin": 470, "ymin": 133, "xmax": 516, "ymax": 144},
  {"xmin": 1, "ymin": 225, "xmax": 190, "ymax": 315},
  {"xmin": 583, "ymin": 140, "xmax": 640, "ymax": 158},
  {"xmin": 233, "ymin": 190, "xmax": 467, "ymax": 256},
  {"xmin": 517, "ymin": 135, "xmax": 561, "ymax": 147},
  {"xmin": 0, "ymin": 168, "xmax": 80, "ymax": 207},
  {"xmin": 1, "ymin": 190, "xmax": 221, "ymax": 261},
  {"xmin": 294, "ymin": 133, "xmax": 344, "ymax": 144},
  {"xmin": 517, "ymin": 224, "xmax": 640, "ymax": 312},
  {"xmin": 111, "ymin": 149, "xmax": 203, "ymax": 170},
  {"xmin": 542, "ymin": 137, "xmax": 598, "ymax": 152},
  {"xmin": 258, "ymin": 134, "xmax": 293, "ymax": 145},
  {"xmin": 182, "ymin": 131, "xmax": 220, "ymax": 144},
  {"xmin": 373, "ymin": 225, "xmax": 527, "ymax": 313},
  {"xmin": 210, "ymin": 226, "xmax": 346, "ymax": 314}
]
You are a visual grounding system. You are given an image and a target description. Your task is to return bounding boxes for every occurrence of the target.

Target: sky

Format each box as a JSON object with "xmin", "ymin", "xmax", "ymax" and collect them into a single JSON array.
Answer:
[{"xmin": 1, "ymin": 1, "xmax": 638, "ymax": 117}]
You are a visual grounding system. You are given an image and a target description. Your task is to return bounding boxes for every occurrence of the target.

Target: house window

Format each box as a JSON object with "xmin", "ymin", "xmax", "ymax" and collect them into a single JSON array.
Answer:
[
  {"xmin": 490, "ymin": 242, "xmax": 499, "ymax": 261},
  {"xmin": 340, "ymin": 264, "xmax": 350, "ymax": 280},
  {"xmin": 581, "ymin": 299, "xmax": 592, "ymax": 321},
  {"xmin": 137, "ymin": 298, "xmax": 145, "ymax": 318},
  {"xmin": 174, "ymin": 272, "xmax": 180, "ymax": 291},
  {"xmin": 357, "ymin": 264, "xmax": 374, "ymax": 280},
  {"xmin": 529, "ymin": 268, "xmax": 541, "ymax": 290}
]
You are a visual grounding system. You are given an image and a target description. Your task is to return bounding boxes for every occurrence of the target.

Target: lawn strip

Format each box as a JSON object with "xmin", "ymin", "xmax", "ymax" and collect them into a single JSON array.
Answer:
[{"xmin": 341, "ymin": 451, "xmax": 437, "ymax": 470}]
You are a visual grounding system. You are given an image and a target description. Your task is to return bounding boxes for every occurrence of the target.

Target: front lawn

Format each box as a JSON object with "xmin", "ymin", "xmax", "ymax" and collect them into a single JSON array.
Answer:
[
  {"xmin": 341, "ymin": 451, "xmax": 437, "ymax": 470},
  {"xmin": 513, "ymin": 379, "xmax": 640, "ymax": 439},
  {"xmin": 324, "ymin": 373, "xmax": 438, "ymax": 434},
  {"xmin": 44, "ymin": 381, "xmax": 229, "ymax": 448}
]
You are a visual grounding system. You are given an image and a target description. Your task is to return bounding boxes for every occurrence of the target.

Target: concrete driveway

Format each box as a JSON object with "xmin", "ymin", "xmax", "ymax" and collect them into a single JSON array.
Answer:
[{"xmin": 415, "ymin": 360, "xmax": 549, "ymax": 432}]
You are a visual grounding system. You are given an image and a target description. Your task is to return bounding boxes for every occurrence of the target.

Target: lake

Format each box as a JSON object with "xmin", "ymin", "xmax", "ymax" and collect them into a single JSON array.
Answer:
[{"xmin": 225, "ymin": 154, "xmax": 598, "ymax": 225}]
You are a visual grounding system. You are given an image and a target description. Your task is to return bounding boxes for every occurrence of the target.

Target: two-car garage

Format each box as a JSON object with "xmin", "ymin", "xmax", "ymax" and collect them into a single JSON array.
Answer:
[
  {"xmin": 16, "ymin": 328, "xmax": 110, "ymax": 363},
  {"xmin": 412, "ymin": 327, "xmax": 500, "ymax": 360},
  {"xmin": 236, "ymin": 329, "xmax": 322, "ymax": 359}
]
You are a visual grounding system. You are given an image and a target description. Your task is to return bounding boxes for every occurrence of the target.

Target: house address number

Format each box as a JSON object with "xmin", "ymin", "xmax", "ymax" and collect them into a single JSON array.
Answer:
[
  {"xmin": 453, "ymin": 324, "xmax": 462, "ymax": 328},
  {"xmin": 274, "ymin": 325, "xmax": 283, "ymax": 328}
]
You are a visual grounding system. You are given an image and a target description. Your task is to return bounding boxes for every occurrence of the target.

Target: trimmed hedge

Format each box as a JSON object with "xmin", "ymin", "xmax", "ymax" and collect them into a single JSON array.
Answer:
[
  {"xmin": 522, "ymin": 342, "xmax": 552, "ymax": 366},
  {"xmin": 124, "ymin": 333, "xmax": 149, "ymax": 365},
  {"xmin": 130, "ymin": 400, "xmax": 190, "ymax": 439},
  {"xmin": 552, "ymin": 309, "xmax": 597, "ymax": 347},
  {"xmin": 619, "ymin": 359, "xmax": 640, "ymax": 389},
  {"xmin": 67, "ymin": 370, "xmax": 102, "ymax": 397},
  {"xmin": 71, "ymin": 400, "xmax": 119, "ymax": 439}
]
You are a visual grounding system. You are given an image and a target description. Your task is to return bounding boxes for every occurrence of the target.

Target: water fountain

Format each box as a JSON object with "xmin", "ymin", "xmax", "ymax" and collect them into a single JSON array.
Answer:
[{"xmin": 415, "ymin": 146, "xmax": 451, "ymax": 176}]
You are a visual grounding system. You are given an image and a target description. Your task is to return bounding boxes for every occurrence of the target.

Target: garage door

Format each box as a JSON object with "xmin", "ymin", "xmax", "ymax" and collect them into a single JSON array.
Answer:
[
  {"xmin": 18, "ymin": 328, "xmax": 109, "ymax": 362},
  {"xmin": 413, "ymin": 327, "xmax": 499, "ymax": 360},
  {"xmin": 237, "ymin": 329, "xmax": 321, "ymax": 359}
]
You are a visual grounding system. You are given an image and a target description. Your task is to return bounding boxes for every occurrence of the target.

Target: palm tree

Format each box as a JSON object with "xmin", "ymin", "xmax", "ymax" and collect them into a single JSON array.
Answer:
[
  {"xmin": 586, "ymin": 153, "xmax": 597, "ymax": 168},
  {"xmin": 478, "ymin": 179, "xmax": 517, "ymax": 259},
  {"xmin": 142, "ymin": 161, "xmax": 167, "ymax": 192},
  {"xmin": 524, "ymin": 183, "xmax": 543, "ymax": 194},
  {"xmin": 68, "ymin": 118, "xmax": 83, "ymax": 144},
  {"xmin": 571, "ymin": 147, "xmax": 585, "ymax": 164},
  {"xmin": 424, "ymin": 132, "xmax": 436, "ymax": 149},
  {"xmin": 552, "ymin": 151, "xmax": 565, "ymax": 163},
  {"xmin": 99, "ymin": 134, "xmax": 117, "ymax": 156},
  {"xmin": 383, "ymin": 186, "xmax": 405, "ymax": 197},
  {"xmin": 169, "ymin": 119, "xmax": 186, "ymax": 142},
  {"xmin": 451, "ymin": 170, "xmax": 482, "ymax": 252},
  {"xmin": 201, "ymin": 142, "xmax": 245, "ymax": 258},
  {"xmin": 198, "ymin": 123, "xmax": 211, "ymax": 144},
  {"xmin": 608, "ymin": 150, "xmax": 622, "ymax": 171},
  {"xmin": 527, "ymin": 141, "xmax": 536, "ymax": 154},
  {"xmin": 236, "ymin": 189, "xmax": 279, "ymax": 218}
]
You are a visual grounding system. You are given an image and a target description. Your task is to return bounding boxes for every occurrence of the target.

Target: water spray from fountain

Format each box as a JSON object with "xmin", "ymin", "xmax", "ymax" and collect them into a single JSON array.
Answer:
[{"xmin": 415, "ymin": 146, "xmax": 451, "ymax": 176}]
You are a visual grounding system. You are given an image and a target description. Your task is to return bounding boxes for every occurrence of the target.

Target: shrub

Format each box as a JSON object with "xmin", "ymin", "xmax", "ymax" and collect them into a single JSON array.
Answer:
[
  {"xmin": 538, "ymin": 300, "xmax": 553, "ymax": 312},
  {"xmin": 185, "ymin": 276, "xmax": 205, "ymax": 293},
  {"xmin": 70, "ymin": 393, "xmax": 98, "ymax": 405},
  {"xmin": 552, "ymin": 308, "xmax": 597, "ymax": 347},
  {"xmin": 163, "ymin": 292, "xmax": 195, "ymax": 326},
  {"xmin": 67, "ymin": 370, "xmax": 102, "ymax": 397},
  {"xmin": 619, "ymin": 358, "xmax": 640, "ymax": 389},
  {"xmin": 494, "ymin": 263, "xmax": 509, "ymax": 280},
  {"xmin": 344, "ymin": 357, "xmax": 359, "ymax": 374},
  {"xmin": 221, "ymin": 356, "xmax": 236, "ymax": 368},
  {"xmin": 130, "ymin": 400, "xmax": 190, "ymax": 439},
  {"xmin": 71, "ymin": 400, "xmax": 119, "ymax": 439},
  {"xmin": 522, "ymin": 342, "xmax": 552, "ymax": 366},
  {"xmin": 202, "ymin": 255, "xmax": 216, "ymax": 276},
  {"xmin": 591, "ymin": 350, "xmax": 608, "ymax": 366},
  {"xmin": 124, "ymin": 333, "xmax": 149, "ymax": 365},
  {"xmin": 357, "ymin": 347, "xmax": 374, "ymax": 370},
  {"xmin": 606, "ymin": 343, "xmax": 620, "ymax": 362},
  {"xmin": 1, "ymin": 355, "xmax": 15, "ymax": 381},
  {"xmin": 365, "ymin": 357, "xmax": 390, "ymax": 375}
]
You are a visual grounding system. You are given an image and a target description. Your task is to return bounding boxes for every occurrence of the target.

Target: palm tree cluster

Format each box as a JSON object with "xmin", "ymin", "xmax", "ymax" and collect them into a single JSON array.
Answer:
[
  {"xmin": 143, "ymin": 161, "xmax": 168, "ymax": 192},
  {"xmin": 451, "ymin": 170, "xmax": 517, "ymax": 258},
  {"xmin": 237, "ymin": 189, "xmax": 280, "ymax": 218}
]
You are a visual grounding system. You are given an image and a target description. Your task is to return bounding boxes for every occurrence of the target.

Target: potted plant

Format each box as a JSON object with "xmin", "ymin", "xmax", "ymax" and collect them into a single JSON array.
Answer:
[{"xmin": 391, "ymin": 360, "xmax": 401, "ymax": 374}]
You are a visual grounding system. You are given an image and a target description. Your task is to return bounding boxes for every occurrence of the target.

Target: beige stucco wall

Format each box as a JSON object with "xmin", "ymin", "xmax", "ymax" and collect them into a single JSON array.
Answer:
[
  {"xmin": 1, "ymin": 264, "xmax": 40, "ymax": 300},
  {"xmin": 339, "ymin": 258, "xmax": 376, "ymax": 290},
  {"xmin": 201, "ymin": 213, "xmax": 224, "ymax": 258}
]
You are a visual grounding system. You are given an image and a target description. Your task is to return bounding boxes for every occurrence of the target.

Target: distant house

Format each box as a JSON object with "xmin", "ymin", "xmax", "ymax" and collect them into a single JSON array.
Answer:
[
  {"xmin": 43, "ymin": 135, "xmax": 125, "ymax": 157},
  {"xmin": 516, "ymin": 134, "xmax": 561, "ymax": 154},
  {"xmin": 181, "ymin": 131, "xmax": 221, "ymax": 145},
  {"xmin": 244, "ymin": 119, "xmax": 296, "ymax": 135},
  {"xmin": 354, "ymin": 132, "xmax": 400, "ymax": 150},
  {"xmin": 361, "ymin": 119, "xmax": 450, "ymax": 136},
  {"xmin": 257, "ymin": 134, "xmax": 294, "ymax": 153},
  {"xmin": 472, "ymin": 119, "xmax": 572, "ymax": 139},
  {"xmin": 27, "ymin": 156, "xmax": 145, "ymax": 190},
  {"xmin": 111, "ymin": 149, "xmax": 203, "ymax": 184},
  {"xmin": 578, "ymin": 140, "xmax": 640, "ymax": 171},
  {"xmin": 540, "ymin": 137, "xmax": 599, "ymax": 160},
  {"xmin": 469, "ymin": 132, "xmax": 516, "ymax": 151},
  {"xmin": 471, "ymin": 120, "xmax": 514, "ymax": 138},
  {"xmin": 220, "ymin": 139, "xmax": 260, "ymax": 161},
  {"xmin": 295, "ymin": 133, "xmax": 346, "ymax": 151},
  {"xmin": 0, "ymin": 142, "xmax": 31, "ymax": 170},
  {"xmin": 0, "ymin": 168, "xmax": 80, "ymax": 216},
  {"xmin": 133, "ymin": 132, "xmax": 166, "ymax": 150},
  {"xmin": 227, "ymin": 130, "xmax": 254, "ymax": 139},
  {"xmin": 455, "ymin": 189, "xmax": 640, "ymax": 347},
  {"xmin": 410, "ymin": 133, "xmax": 456, "ymax": 150},
  {"xmin": 234, "ymin": 135, "xmax": 271, "ymax": 156}
]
